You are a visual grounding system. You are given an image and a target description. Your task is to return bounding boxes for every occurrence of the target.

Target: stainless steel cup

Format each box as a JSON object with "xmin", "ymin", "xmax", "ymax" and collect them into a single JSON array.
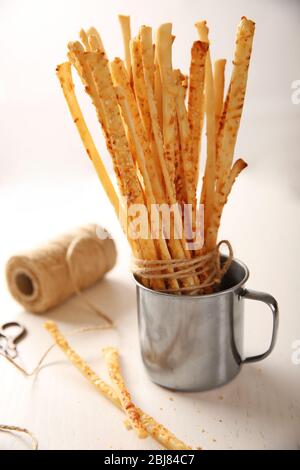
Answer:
[{"xmin": 134, "ymin": 256, "xmax": 279, "ymax": 392}]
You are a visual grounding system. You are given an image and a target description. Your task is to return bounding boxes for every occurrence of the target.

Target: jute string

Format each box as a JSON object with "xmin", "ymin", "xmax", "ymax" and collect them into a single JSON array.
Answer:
[
  {"xmin": 0, "ymin": 424, "xmax": 38, "ymax": 450},
  {"xmin": 132, "ymin": 240, "xmax": 233, "ymax": 293},
  {"xmin": 0, "ymin": 324, "xmax": 114, "ymax": 450}
]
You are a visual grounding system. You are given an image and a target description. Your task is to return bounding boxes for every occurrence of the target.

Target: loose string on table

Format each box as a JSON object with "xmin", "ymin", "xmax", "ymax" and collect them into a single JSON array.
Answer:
[{"xmin": 0, "ymin": 323, "xmax": 114, "ymax": 450}]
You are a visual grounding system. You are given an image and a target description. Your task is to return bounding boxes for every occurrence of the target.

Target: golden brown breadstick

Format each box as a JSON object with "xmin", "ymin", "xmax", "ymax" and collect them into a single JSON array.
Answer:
[
  {"xmin": 103, "ymin": 347, "xmax": 147, "ymax": 439},
  {"xmin": 79, "ymin": 29, "xmax": 90, "ymax": 51},
  {"xmin": 187, "ymin": 41, "xmax": 208, "ymax": 193},
  {"xmin": 214, "ymin": 59, "xmax": 226, "ymax": 133},
  {"xmin": 114, "ymin": 84, "xmax": 179, "ymax": 290},
  {"xmin": 87, "ymin": 27, "xmax": 106, "ymax": 56},
  {"xmin": 216, "ymin": 17, "xmax": 255, "ymax": 192},
  {"xmin": 195, "ymin": 21, "xmax": 216, "ymax": 251},
  {"xmin": 141, "ymin": 35, "xmax": 198, "ymax": 285},
  {"xmin": 211, "ymin": 159, "xmax": 248, "ymax": 241}
]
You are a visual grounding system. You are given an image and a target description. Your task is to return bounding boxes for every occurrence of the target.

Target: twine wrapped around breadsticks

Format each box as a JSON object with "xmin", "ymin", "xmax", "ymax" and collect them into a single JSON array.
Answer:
[
  {"xmin": 5, "ymin": 224, "xmax": 116, "ymax": 317},
  {"xmin": 132, "ymin": 240, "xmax": 233, "ymax": 294}
]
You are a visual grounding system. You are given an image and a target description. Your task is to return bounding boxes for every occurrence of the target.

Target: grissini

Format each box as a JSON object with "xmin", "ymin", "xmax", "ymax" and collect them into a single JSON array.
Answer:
[{"xmin": 187, "ymin": 41, "xmax": 208, "ymax": 195}]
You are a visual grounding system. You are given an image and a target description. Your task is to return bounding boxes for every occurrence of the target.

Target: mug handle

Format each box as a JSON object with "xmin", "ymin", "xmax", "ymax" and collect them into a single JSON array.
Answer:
[{"xmin": 239, "ymin": 288, "xmax": 279, "ymax": 364}]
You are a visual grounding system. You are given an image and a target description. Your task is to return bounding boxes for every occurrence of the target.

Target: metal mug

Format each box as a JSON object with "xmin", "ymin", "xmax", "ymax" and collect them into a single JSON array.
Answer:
[{"xmin": 134, "ymin": 256, "xmax": 279, "ymax": 392}]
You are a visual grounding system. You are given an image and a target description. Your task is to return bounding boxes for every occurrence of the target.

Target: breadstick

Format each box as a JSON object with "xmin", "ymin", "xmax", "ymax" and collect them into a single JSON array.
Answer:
[
  {"xmin": 103, "ymin": 347, "xmax": 147, "ymax": 439},
  {"xmin": 174, "ymin": 71, "xmax": 194, "ymax": 208},
  {"xmin": 45, "ymin": 321, "xmax": 121, "ymax": 408},
  {"xmin": 140, "ymin": 33, "xmax": 177, "ymax": 210},
  {"xmin": 56, "ymin": 62, "xmax": 119, "ymax": 215},
  {"xmin": 156, "ymin": 23, "xmax": 177, "ymax": 186},
  {"xmin": 131, "ymin": 36, "xmax": 164, "ymax": 188},
  {"xmin": 67, "ymin": 42, "xmax": 124, "ymax": 213},
  {"xmin": 187, "ymin": 41, "xmax": 208, "ymax": 193},
  {"xmin": 85, "ymin": 50, "xmax": 164, "ymax": 289},
  {"xmin": 141, "ymin": 42, "xmax": 193, "ymax": 245},
  {"xmin": 137, "ymin": 28, "xmax": 165, "ymax": 193},
  {"xmin": 67, "ymin": 42, "xmax": 110, "ymax": 153},
  {"xmin": 195, "ymin": 22, "xmax": 216, "ymax": 251},
  {"xmin": 118, "ymin": 15, "xmax": 132, "ymax": 82},
  {"xmin": 115, "ymin": 84, "xmax": 179, "ymax": 290},
  {"xmin": 111, "ymin": 58, "xmax": 164, "ymax": 205},
  {"xmin": 137, "ymin": 409, "xmax": 193, "ymax": 450},
  {"xmin": 182, "ymin": 74, "xmax": 189, "ymax": 101},
  {"xmin": 154, "ymin": 52, "xmax": 163, "ymax": 130},
  {"xmin": 139, "ymin": 26, "xmax": 154, "ymax": 91},
  {"xmin": 131, "ymin": 37, "xmax": 152, "ymax": 137},
  {"xmin": 56, "ymin": 61, "xmax": 146, "ymax": 268},
  {"xmin": 67, "ymin": 44, "xmax": 150, "ymax": 283},
  {"xmin": 79, "ymin": 29, "xmax": 90, "ymax": 51},
  {"xmin": 214, "ymin": 59, "xmax": 226, "ymax": 133},
  {"xmin": 216, "ymin": 17, "xmax": 255, "ymax": 192}
]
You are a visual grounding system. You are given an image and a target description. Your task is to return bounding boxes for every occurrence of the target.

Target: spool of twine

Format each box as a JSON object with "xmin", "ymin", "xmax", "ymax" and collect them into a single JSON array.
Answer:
[
  {"xmin": 132, "ymin": 240, "xmax": 233, "ymax": 294},
  {"xmin": 5, "ymin": 224, "xmax": 116, "ymax": 314}
]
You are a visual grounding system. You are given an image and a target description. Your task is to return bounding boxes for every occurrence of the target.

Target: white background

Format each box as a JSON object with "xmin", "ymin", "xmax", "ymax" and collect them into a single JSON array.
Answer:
[{"xmin": 0, "ymin": 0, "xmax": 299, "ymax": 450}]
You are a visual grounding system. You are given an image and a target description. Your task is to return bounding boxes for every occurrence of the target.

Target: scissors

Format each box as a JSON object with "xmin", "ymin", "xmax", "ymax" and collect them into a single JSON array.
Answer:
[{"xmin": 0, "ymin": 322, "xmax": 27, "ymax": 359}]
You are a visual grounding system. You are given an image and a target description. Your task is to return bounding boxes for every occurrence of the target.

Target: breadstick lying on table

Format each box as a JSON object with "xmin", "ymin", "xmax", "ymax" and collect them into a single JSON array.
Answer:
[
  {"xmin": 44, "ymin": 321, "xmax": 193, "ymax": 450},
  {"xmin": 103, "ymin": 347, "xmax": 147, "ymax": 439}
]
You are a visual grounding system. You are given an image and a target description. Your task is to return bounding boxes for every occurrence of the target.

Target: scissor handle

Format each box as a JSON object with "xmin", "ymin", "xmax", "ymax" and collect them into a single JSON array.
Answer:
[{"xmin": 0, "ymin": 322, "xmax": 27, "ymax": 345}]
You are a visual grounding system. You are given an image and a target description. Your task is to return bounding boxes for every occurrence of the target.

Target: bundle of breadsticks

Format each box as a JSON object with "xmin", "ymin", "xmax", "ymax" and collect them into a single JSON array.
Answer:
[{"xmin": 57, "ymin": 15, "xmax": 255, "ymax": 294}]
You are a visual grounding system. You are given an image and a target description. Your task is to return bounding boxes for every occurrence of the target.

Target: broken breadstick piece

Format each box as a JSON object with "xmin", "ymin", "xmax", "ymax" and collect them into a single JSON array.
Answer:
[{"xmin": 103, "ymin": 347, "xmax": 148, "ymax": 439}]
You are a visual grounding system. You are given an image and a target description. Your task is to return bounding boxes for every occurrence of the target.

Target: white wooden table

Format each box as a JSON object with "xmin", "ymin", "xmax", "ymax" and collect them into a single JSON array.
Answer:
[{"xmin": 0, "ymin": 174, "xmax": 299, "ymax": 450}]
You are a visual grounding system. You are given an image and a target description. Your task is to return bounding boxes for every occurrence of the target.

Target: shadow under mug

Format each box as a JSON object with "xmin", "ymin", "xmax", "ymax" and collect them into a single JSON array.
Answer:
[{"xmin": 134, "ymin": 256, "xmax": 279, "ymax": 392}]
